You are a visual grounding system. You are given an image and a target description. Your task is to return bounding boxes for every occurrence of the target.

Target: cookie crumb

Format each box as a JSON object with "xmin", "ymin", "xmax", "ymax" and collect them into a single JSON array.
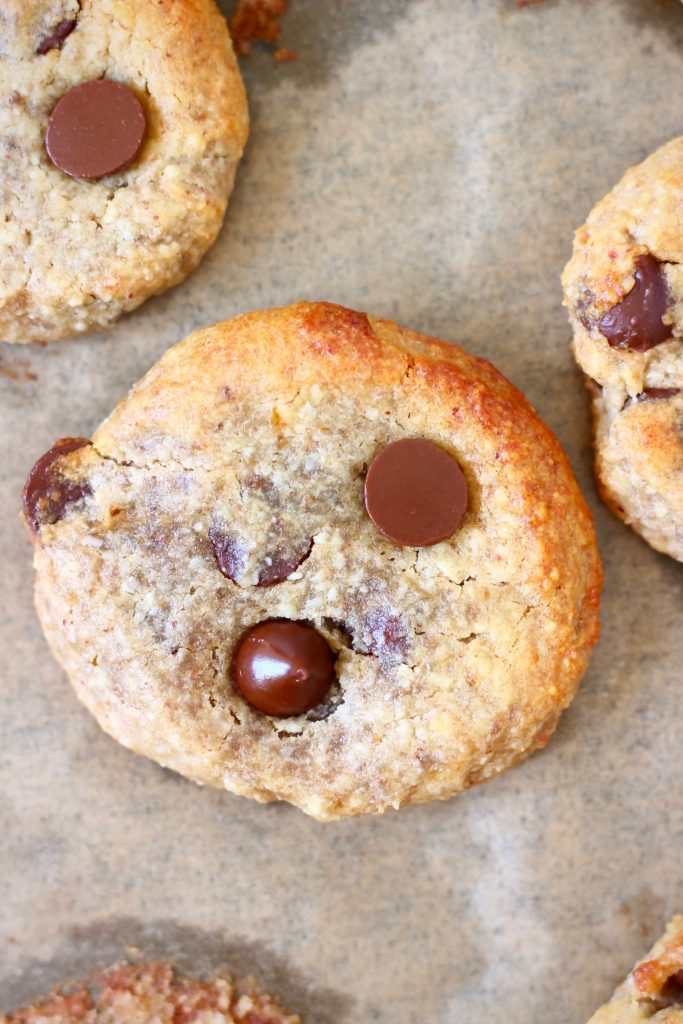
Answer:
[{"xmin": 230, "ymin": 0, "xmax": 296, "ymax": 60}]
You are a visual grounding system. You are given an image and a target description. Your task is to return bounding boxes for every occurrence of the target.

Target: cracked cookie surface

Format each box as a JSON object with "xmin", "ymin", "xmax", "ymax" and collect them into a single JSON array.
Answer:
[
  {"xmin": 1, "ymin": 961, "xmax": 299, "ymax": 1024},
  {"xmin": 587, "ymin": 916, "xmax": 683, "ymax": 1023},
  {"xmin": 0, "ymin": 0, "xmax": 248, "ymax": 343},
  {"xmin": 25, "ymin": 302, "xmax": 601, "ymax": 820},
  {"xmin": 562, "ymin": 137, "xmax": 683, "ymax": 561}
]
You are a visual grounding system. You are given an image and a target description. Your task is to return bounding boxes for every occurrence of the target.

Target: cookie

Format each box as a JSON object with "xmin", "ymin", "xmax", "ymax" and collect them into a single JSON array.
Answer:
[
  {"xmin": 562, "ymin": 137, "xmax": 683, "ymax": 561},
  {"xmin": 0, "ymin": 0, "xmax": 248, "ymax": 344},
  {"xmin": 23, "ymin": 302, "xmax": 601, "ymax": 821},
  {"xmin": 1, "ymin": 961, "xmax": 298, "ymax": 1024},
  {"xmin": 587, "ymin": 916, "xmax": 683, "ymax": 1023}
]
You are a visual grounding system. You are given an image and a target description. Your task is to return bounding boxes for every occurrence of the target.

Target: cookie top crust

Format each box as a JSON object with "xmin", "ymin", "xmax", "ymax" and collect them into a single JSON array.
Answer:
[
  {"xmin": 562, "ymin": 136, "xmax": 683, "ymax": 397},
  {"xmin": 588, "ymin": 916, "xmax": 683, "ymax": 1023},
  {"xmin": 0, "ymin": 0, "xmax": 248, "ymax": 343},
  {"xmin": 1, "ymin": 962, "xmax": 298, "ymax": 1024},
  {"xmin": 562, "ymin": 137, "xmax": 683, "ymax": 559},
  {"xmin": 27, "ymin": 302, "xmax": 601, "ymax": 820}
]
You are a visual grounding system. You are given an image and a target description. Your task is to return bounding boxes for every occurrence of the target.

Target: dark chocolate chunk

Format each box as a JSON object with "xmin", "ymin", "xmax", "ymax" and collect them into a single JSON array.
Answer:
[
  {"xmin": 233, "ymin": 620, "xmax": 335, "ymax": 717},
  {"xmin": 46, "ymin": 79, "xmax": 146, "ymax": 180},
  {"xmin": 637, "ymin": 387, "xmax": 681, "ymax": 402},
  {"xmin": 597, "ymin": 255, "xmax": 673, "ymax": 352},
  {"xmin": 306, "ymin": 698, "xmax": 342, "ymax": 722},
  {"xmin": 257, "ymin": 538, "xmax": 313, "ymax": 586},
  {"xmin": 365, "ymin": 609, "xmax": 408, "ymax": 662},
  {"xmin": 36, "ymin": 18, "xmax": 77, "ymax": 55},
  {"xmin": 209, "ymin": 527, "xmax": 245, "ymax": 582},
  {"xmin": 22, "ymin": 437, "xmax": 91, "ymax": 536},
  {"xmin": 364, "ymin": 438, "xmax": 468, "ymax": 547}
]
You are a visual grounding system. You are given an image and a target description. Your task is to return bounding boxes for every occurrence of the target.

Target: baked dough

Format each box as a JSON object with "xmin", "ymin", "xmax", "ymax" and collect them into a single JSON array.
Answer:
[
  {"xmin": 1, "ymin": 961, "xmax": 298, "ymax": 1024},
  {"xmin": 24, "ymin": 302, "xmax": 601, "ymax": 820},
  {"xmin": 562, "ymin": 137, "xmax": 683, "ymax": 561},
  {"xmin": 0, "ymin": 0, "xmax": 248, "ymax": 343},
  {"xmin": 588, "ymin": 916, "xmax": 683, "ymax": 1023}
]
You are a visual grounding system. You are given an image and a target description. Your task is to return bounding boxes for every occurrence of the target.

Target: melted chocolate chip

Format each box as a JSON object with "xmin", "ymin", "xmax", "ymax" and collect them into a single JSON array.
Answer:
[
  {"xmin": 257, "ymin": 538, "xmax": 313, "ymax": 586},
  {"xmin": 597, "ymin": 255, "xmax": 673, "ymax": 351},
  {"xmin": 637, "ymin": 387, "xmax": 681, "ymax": 402},
  {"xmin": 46, "ymin": 79, "xmax": 146, "ymax": 180},
  {"xmin": 36, "ymin": 18, "xmax": 77, "ymax": 55},
  {"xmin": 233, "ymin": 620, "xmax": 335, "ymax": 717},
  {"xmin": 364, "ymin": 438, "xmax": 468, "ymax": 547},
  {"xmin": 306, "ymin": 697, "xmax": 343, "ymax": 722},
  {"xmin": 321, "ymin": 617, "xmax": 355, "ymax": 647},
  {"xmin": 209, "ymin": 527, "xmax": 245, "ymax": 582},
  {"xmin": 365, "ymin": 609, "xmax": 408, "ymax": 663},
  {"xmin": 22, "ymin": 437, "xmax": 91, "ymax": 536}
]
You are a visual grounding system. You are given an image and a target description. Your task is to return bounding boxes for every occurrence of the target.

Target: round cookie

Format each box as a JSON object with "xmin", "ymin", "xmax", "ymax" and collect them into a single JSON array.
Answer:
[
  {"xmin": 1, "ymin": 962, "xmax": 298, "ymax": 1024},
  {"xmin": 23, "ymin": 302, "xmax": 601, "ymax": 821},
  {"xmin": 0, "ymin": 0, "xmax": 248, "ymax": 344},
  {"xmin": 562, "ymin": 137, "xmax": 683, "ymax": 561},
  {"xmin": 587, "ymin": 916, "xmax": 683, "ymax": 1023}
]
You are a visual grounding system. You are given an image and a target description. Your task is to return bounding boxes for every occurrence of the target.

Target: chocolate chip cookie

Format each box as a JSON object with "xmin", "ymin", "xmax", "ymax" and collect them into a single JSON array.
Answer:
[
  {"xmin": 562, "ymin": 137, "xmax": 683, "ymax": 561},
  {"xmin": 23, "ymin": 302, "xmax": 601, "ymax": 820},
  {"xmin": 587, "ymin": 916, "xmax": 683, "ymax": 1023},
  {"xmin": 1, "ymin": 962, "xmax": 298, "ymax": 1024},
  {"xmin": 0, "ymin": 0, "xmax": 248, "ymax": 343}
]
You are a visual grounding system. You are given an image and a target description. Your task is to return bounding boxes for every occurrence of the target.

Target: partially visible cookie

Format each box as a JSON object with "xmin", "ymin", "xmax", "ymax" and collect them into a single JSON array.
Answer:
[
  {"xmin": 562, "ymin": 137, "xmax": 683, "ymax": 561},
  {"xmin": 23, "ymin": 302, "xmax": 601, "ymax": 820},
  {"xmin": 1, "ymin": 961, "xmax": 299, "ymax": 1024},
  {"xmin": 587, "ymin": 916, "xmax": 683, "ymax": 1023},
  {"xmin": 0, "ymin": 0, "xmax": 248, "ymax": 343}
]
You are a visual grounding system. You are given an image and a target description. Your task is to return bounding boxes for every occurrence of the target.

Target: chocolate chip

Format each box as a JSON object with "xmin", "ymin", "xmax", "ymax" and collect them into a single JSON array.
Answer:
[
  {"xmin": 321, "ymin": 617, "xmax": 355, "ymax": 647},
  {"xmin": 637, "ymin": 387, "xmax": 681, "ymax": 401},
  {"xmin": 36, "ymin": 18, "xmax": 77, "ymax": 55},
  {"xmin": 365, "ymin": 609, "xmax": 408, "ymax": 663},
  {"xmin": 45, "ymin": 79, "xmax": 146, "ymax": 180},
  {"xmin": 209, "ymin": 527, "xmax": 245, "ymax": 582},
  {"xmin": 233, "ymin": 620, "xmax": 335, "ymax": 717},
  {"xmin": 257, "ymin": 538, "xmax": 313, "ymax": 586},
  {"xmin": 364, "ymin": 438, "xmax": 468, "ymax": 547},
  {"xmin": 22, "ymin": 437, "xmax": 91, "ymax": 536},
  {"xmin": 306, "ymin": 697, "xmax": 343, "ymax": 722},
  {"xmin": 597, "ymin": 255, "xmax": 673, "ymax": 351}
]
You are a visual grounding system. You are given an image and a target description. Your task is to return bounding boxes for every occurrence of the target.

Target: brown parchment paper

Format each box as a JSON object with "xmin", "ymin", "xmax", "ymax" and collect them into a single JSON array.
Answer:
[{"xmin": 1, "ymin": 2, "xmax": 683, "ymax": 1021}]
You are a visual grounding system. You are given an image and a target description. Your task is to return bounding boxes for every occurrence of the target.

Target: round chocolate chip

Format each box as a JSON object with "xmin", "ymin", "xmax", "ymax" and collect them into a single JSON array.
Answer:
[
  {"xmin": 364, "ymin": 438, "xmax": 468, "ymax": 547},
  {"xmin": 233, "ymin": 620, "xmax": 335, "ymax": 717},
  {"xmin": 597, "ymin": 255, "xmax": 673, "ymax": 352},
  {"xmin": 45, "ymin": 80, "xmax": 146, "ymax": 180},
  {"xmin": 22, "ymin": 437, "xmax": 91, "ymax": 536}
]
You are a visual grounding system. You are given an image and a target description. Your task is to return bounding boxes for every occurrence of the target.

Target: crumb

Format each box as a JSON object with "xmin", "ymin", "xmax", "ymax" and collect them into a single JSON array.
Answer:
[{"xmin": 229, "ymin": 0, "xmax": 296, "ymax": 60}]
